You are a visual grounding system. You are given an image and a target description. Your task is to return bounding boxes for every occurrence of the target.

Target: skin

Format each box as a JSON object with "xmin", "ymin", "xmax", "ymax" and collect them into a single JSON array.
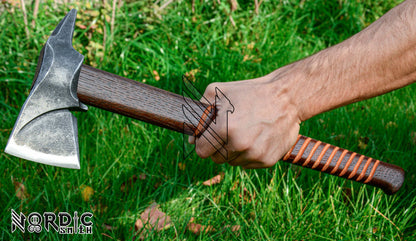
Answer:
[{"xmin": 189, "ymin": 0, "xmax": 416, "ymax": 169}]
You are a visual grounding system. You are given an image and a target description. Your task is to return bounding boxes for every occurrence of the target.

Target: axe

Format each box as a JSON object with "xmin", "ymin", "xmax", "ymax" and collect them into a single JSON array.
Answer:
[{"xmin": 4, "ymin": 10, "xmax": 404, "ymax": 195}]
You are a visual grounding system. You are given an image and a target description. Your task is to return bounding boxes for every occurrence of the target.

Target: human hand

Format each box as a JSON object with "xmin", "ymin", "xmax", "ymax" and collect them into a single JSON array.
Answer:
[
  {"xmin": 189, "ymin": 69, "xmax": 301, "ymax": 169},
  {"xmin": 192, "ymin": 0, "xmax": 416, "ymax": 169}
]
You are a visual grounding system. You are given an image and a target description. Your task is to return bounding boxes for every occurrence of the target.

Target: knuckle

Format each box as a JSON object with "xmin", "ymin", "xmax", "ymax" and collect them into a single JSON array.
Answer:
[
  {"xmin": 231, "ymin": 137, "xmax": 251, "ymax": 152},
  {"xmin": 203, "ymin": 83, "xmax": 217, "ymax": 97},
  {"xmin": 195, "ymin": 145, "xmax": 210, "ymax": 159},
  {"xmin": 247, "ymin": 148, "xmax": 263, "ymax": 161}
]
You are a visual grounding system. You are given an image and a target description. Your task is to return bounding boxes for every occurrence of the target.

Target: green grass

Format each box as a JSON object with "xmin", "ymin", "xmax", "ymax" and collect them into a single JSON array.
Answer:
[{"xmin": 1, "ymin": 0, "xmax": 416, "ymax": 240}]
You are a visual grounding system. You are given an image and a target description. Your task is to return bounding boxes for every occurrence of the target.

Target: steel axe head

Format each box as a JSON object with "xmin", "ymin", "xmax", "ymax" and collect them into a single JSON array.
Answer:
[{"xmin": 5, "ymin": 9, "xmax": 86, "ymax": 169}]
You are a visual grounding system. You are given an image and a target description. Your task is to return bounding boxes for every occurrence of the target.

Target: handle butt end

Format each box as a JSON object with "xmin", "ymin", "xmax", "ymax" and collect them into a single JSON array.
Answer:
[{"xmin": 372, "ymin": 163, "xmax": 405, "ymax": 195}]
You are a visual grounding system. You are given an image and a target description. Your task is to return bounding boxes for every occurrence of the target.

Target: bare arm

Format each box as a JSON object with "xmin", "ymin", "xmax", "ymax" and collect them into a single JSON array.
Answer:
[
  {"xmin": 191, "ymin": 0, "xmax": 416, "ymax": 168},
  {"xmin": 284, "ymin": 0, "xmax": 416, "ymax": 121}
]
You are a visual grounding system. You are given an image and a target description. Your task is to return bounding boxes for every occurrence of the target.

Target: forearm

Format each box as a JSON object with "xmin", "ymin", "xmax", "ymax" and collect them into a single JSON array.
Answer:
[
  {"xmin": 270, "ymin": 0, "xmax": 416, "ymax": 121},
  {"xmin": 192, "ymin": 0, "xmax": 416, "ymax": 168}
]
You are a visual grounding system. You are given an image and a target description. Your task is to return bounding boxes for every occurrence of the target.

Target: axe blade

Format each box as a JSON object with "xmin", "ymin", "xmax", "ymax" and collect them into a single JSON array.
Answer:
[
  {"xmin": 5, "ymin": 110, "xmax": 81, "ymax": 169},
  {"xmin": 5, "ymin": 9, "xmax": 85, "ymax": 169}
]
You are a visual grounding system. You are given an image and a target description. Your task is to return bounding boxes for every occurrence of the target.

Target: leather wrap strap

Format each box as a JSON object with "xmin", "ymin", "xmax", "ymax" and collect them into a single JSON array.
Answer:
[{"xmin": 283, "ymin": 135, "xmax": 404, "ymax": 195}]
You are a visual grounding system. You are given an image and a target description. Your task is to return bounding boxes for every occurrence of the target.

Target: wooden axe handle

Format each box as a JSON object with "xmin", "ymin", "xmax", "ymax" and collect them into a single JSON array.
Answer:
[
  {"xmin": 77, "ymin": 64, "xmax": 214, "ymax": 135},
  {"xmin": 77, "ymin": 65, "xmax": 404, "ymax": 194},
  {"xmin": 282, "ymin": 135, "xmax": 404, "ymax": 194}
]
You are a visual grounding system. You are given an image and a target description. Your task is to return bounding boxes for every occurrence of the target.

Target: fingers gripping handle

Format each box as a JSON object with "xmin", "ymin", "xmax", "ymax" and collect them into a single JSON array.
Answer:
[{"xmin": 282, "ymin": 135, "xmax": 405, "ymax": 195}]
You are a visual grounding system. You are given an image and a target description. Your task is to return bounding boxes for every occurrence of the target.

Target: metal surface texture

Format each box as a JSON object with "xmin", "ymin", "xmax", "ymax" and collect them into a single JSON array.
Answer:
[{"xmin": 4, "ymin": 9, "xmax": 86, "ymax": 169}]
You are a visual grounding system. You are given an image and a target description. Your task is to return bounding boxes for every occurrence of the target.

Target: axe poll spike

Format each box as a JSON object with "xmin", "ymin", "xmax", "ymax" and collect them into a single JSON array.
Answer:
[{"xmin": 4, "ymin": 9, "xmax": 404, "ymax": 194}]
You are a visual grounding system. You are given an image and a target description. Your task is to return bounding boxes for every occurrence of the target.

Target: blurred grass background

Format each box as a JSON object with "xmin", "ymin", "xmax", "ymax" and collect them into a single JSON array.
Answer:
[{"xmin": 1, "ymin": 0, "xmax": 415, "ymax": 240}]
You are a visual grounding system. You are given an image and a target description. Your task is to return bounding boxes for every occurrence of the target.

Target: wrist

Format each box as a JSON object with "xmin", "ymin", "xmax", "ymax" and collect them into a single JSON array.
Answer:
[
  {"xmin": 265, "ymin": 48, "xmax": 345, "ymax": 122},
  {"xmin": 262, "ymin": 65, "xmax": 303, "ymax": 124}
]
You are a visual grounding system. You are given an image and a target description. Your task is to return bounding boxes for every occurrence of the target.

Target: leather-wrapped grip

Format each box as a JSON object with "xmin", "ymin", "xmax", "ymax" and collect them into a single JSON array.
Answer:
[{"xmin": 282, "ymin": 135, "xmax": 405, "ymax": 195}]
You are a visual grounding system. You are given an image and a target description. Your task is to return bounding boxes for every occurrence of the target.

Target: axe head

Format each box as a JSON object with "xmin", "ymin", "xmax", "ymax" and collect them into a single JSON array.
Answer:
[{"xmin": 5, "ymin": 9, "xmax": 86, "ymax": 169}]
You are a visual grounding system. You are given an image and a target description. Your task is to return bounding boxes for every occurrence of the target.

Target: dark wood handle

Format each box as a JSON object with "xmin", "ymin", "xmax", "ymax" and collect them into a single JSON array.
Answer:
[
  {"xmin": 77, "ymin": 65, "xmax": 404, "ymax": 194},
  {"xmin": 77, "ymin": 65, "xmax": 214, "ymax": 136},
  {"xmin": 283, "ymin": 135, "xmax": 405, "ymax": 194}
]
